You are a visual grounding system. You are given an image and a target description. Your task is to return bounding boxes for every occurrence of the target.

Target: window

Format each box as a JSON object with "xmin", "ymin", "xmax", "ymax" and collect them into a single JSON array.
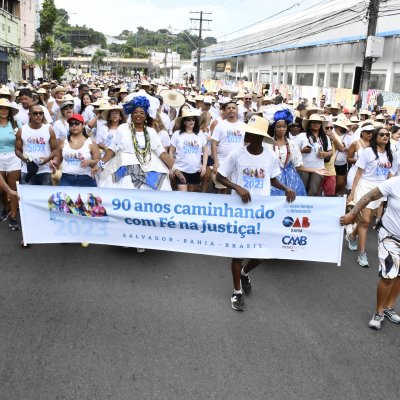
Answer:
[
  {"xmin": 259, "ymin": 71, "xmax": 270, "ymax": 83},
  {"xmin": 330, "ymin": 73, "xmax": 339, "ymax": 88},
  {"xmin": 249, "ymin": 72, "xmax": 253, "ymax": 82},
  {"xmin": 318, "ymin": 72, "xmax": 325, "ymax": 87},
  {"xmin": 279, "ymin": 72, "xmax": 284, "ymax": 84},
  {"xmin": 342, "ymin": 73, "xmax": 353, "ymax": 89},
  {"xmin": 287, "ymin": 72, "xmax": 293, "ymax": 85},
  {"xmin": 392, "ymin": 74, "xmax": 400, "ymax": 93},
  {"xmin": 296, "ymin": 73, "xmax": 313, "ymax": 86},
  {"xmin": 370, "ymin": 74, "xmax": 386, "ymax": 90},
  {"xmin": 24, "ymin": 24, "xmax": 27, "ymax": 37}
]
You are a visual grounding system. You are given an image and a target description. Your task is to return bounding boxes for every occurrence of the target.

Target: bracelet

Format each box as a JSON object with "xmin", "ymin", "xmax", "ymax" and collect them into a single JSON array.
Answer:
[{"xmin": 97, "ymin": 160, "xmax": 105, "ymax": 170}]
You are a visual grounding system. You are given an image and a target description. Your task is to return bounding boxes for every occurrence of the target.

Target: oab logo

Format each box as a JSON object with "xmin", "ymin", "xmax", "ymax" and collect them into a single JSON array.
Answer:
[{"xmin": 282, "ymin": 216, "xmax": 310, "ymax": 228}]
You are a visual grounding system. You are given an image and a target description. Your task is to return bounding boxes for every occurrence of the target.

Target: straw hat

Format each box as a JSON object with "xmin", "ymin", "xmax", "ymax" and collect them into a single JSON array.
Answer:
[
  {"xmin": 37, "ymin": 88, "xmax": 47, "ymax": 95},
  {"xmin": 0, "ymin": 98, "xmax": 19, "ymax": 116},
  {"xmin": 93, "ymin": 101, "xmax": 111, "ymax": 114},
  {"xmin": 302, "ymin": 113, "xmax": 328, "ymax": 130},
  {"xmin": 349, "ymin": 115, "xmax": 360, "ymax": 123},
  {"xmin": 359, "ymin": 109, "xmax": 371, "ymax": 116},
  {"xmin": 233, "ymin": 91, "xmax": 245, "ymax": 99},
  {"xmin": 118, "ymin": 86, "xmax": 129, "ymax": 94},
  {"xmin": 194, "ymin": 94, "xmax": 204, "ymax": 102},
  {"xmin": 176, "ymin": 109, "xmax": 202, "ymax": 125},
  {"xmin": 242, "ymin": 115, "xmax": 276, "ymax": 145},
  {"xmin": 333, "ymin": 119, "xmax": 349, "ymax": 130},
  {"xmin": 52, "ymin": 86, "xmax": 66, "ymax": 95},
  {"xmin": 101, "ymin": 105, "xmax": 126, "ymax": 122},
  {"xmin": 138, "ymin": 80, "xmax": 150, "ymax": 87},
  {"xmin": 375, "ymin": 114, "xmax": 385, "ymax": 121},
  {"xmin": 61, "ymin": 94, "xmax": 74, "ymax": 102},
  {"xmin": 160, "ymin": 89, "xmax": 185, "ymax": 108},
  {"xmin": 0, "ymin": 87, "xmax": 12, "ymax": 96}
]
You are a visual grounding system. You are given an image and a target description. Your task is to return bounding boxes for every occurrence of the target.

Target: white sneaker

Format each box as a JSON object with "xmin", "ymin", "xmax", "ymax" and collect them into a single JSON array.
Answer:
[
  {"xmin": 383, "ymin": 308, "xmax": 400, "ymax": 324},
  {"xmin": 369, "ymin": 312, "xmax": 384, "ymax": 330},
  {"xmin": 357, "ymin": 252, "xmax": 369, "ymax": 267}
]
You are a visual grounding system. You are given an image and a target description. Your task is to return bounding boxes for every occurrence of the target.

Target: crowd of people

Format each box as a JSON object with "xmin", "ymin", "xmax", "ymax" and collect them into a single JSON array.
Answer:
[{"xmin": 1, "ymin": 76, "xmax": 399, "ymax": 326}]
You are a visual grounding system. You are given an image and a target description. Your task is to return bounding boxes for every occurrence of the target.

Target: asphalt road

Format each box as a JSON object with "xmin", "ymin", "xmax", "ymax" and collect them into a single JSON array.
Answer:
[{"xmin": 0, "ymin": 221, "xmax": 399, "ymax": 400}]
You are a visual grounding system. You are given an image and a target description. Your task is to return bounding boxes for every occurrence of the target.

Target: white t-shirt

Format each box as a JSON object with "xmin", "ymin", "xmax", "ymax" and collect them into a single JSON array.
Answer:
[
  {"xmin": 218, "ymin": 146, "xmax": 281, "ymax": 197},
  {"xmin": 159, "ymin": 112, "xmax": 171, "ymax": 131},
  {"xmin": 95, "ymin": 125, "xmax": 117, "ymax": 148},
  {"xmin": 62, "ymin": 137, "xmax": 93, "ymax": 176},
  {"xmin": 211, "ymin": 119, "xmax": 245, "ymax": 162},
  {"xmin": 301, "ymin": 134, "xmax": 332, "ymax": 169},
  {"xmin": 289, "ymin": 132, "xmax": 308, "ymax": 151},
  {"xmin": 171, "ymin": 131, "xmax": 207, "ymax": 173},
  {"xmin": 158, "ymin": 129, "xmax": 171, "ymax": 149},
  {"xmin": 53, "ymin": 119, "xmax": 69, "ymax": 141},
  {"xmin": 109, "ymin": 124, "xmax": 165, "ymax": 157},
  {"xmin": 268, "ymin": 139, "xmax": 303, "ymax": 168},
  {"xmin": 355, "ymin": 148, "xmax": 392, "ymax": 181},
  {"xmin": 334, "ymin": 133, "xmax": 351, "ymax": 166},
  {"xmin": 379, "ymin": 176, "xmax": 400, "ymax": 239}
]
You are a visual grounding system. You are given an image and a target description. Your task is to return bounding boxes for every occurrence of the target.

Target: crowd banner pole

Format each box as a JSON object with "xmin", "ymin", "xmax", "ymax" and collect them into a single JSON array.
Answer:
[
  {"xmin": 337, "ymin": 195, "xmax": 347, "ymax": 267},
  {"xmin": 18, "ymin": 185, "xmax": 345, "ymax": 264},
  {"xmin": 16, "ymin": 182, "xmax": 28, "ymax": 247}
]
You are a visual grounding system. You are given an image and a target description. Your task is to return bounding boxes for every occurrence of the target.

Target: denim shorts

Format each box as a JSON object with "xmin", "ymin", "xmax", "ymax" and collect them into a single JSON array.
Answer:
[
  {"xmin": 59, "ymin": 173, "xmax": 97, "ymax": 187},
  {"xmin": 20, "ymin": 172, "xmax": 52, "ymax": 185}
]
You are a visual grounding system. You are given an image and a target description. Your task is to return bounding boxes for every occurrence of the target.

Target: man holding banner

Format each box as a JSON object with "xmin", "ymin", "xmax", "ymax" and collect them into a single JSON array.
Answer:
[{"xmin": 217, "ymin": 115, "xmax": 296, "ymax": 311}]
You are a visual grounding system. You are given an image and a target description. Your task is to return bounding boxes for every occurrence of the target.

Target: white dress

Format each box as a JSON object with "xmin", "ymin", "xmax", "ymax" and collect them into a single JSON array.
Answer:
[{"xmin": 98, "ymin": 124, "xmax": 171, "ymax": 191}]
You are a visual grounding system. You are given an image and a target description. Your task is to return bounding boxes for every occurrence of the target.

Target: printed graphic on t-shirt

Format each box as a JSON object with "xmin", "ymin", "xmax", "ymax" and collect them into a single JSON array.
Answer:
[
  {"xmin": 183, "ymin": 139, "xmax": 200, "ymax": 154},
  {"xmin": 227, "ymin": 129, "xmax": 242, "ymax": 143},
  {"xmin": 26, "ymin": 137, "xmax": 46, "ymax": 152},
  {"xmin": 64, "ymin": 152, "xmax": 84, "ymax": 165},
  {"xmin": 242, "ymin": 167, "xmax": 265, "ymax": 189},
  {"xmin": 377, "ymin": 161, "xmax": 391, "ymax": 176}
]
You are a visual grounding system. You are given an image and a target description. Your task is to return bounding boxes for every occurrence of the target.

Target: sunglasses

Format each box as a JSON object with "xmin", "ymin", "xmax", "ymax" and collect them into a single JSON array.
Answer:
[
  {"xmin": 325, "ymin": 126, "xmax": 334, "ymax": 130},
  {"xmin": 378, "ymin": 132, "xmax": 390, "ymax": 137},
  {"xmin": 184, "ymin": 117, "xmax": 196, "ymax": 122},
  {"xmin": 31, "ymin": 111, "xmax": 44, "ymax": 116},
  {"xmin": 68, "ymin": 121, "xmax": 82, "ymax": 127}
]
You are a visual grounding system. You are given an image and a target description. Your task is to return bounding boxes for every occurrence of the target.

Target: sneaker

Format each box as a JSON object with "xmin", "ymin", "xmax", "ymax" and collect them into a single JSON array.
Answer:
[
  {"xmin": 240, "ymin": 271, "xmax": 251, "ymax": 295},
  {"xmin": 346, "ymin": 233, "xmax": 358, "ymax": 251},
  {"xmin": 383, "ymin": 308, "xmax": 400, "ymax": 324},
  {"xmin": 369, "ymin": 312, "xmax": 384, "ymax": 330},
  {"xmin": 231, "ymin": 293, "xmax": 245, "ymax": 311},
  {"xmin": 357, "ymin": 252, "xmax": 369, "ymax": 267},
  {"xmin": 0, "ymin": 209, "xmax": 10, "ymax": 222},
  {"xmin": 8, "ymin": 218, "xmax": 20, "ymax": 231}
]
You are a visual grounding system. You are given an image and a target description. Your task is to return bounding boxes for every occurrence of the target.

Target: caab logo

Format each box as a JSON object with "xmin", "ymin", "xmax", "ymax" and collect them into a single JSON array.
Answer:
[
  {"xmin": 282, "ymin": 216, "xmax": 311, "ymax": 228},
  {"xmin": 282, "ymin": 236, "xmax": 308, "ymax": 246}
]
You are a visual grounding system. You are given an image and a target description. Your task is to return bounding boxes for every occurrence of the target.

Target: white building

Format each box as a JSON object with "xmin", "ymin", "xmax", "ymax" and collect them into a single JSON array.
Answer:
[{"xmin": 199, "ymin": 0, "xmax": 400, "ymax": 91}]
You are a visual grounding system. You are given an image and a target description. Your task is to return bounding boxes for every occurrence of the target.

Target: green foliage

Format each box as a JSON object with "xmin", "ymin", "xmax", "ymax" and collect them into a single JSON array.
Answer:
[
  {"xmin": 91, "ymin": 50, "xmax": 107, "ymax": 69},
  {"xmin": 52, "ymin": 64, "xmax": 65, "ymax": 80},
  {"xmin": 37, "ymin": 0, "xmax": 58, "ymax": 36}
]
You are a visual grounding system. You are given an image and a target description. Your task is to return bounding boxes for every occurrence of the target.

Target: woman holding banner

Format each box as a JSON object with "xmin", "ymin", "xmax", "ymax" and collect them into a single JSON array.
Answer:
[{"xmin": 340, "ymin": 177, "xmax": 400, "ymax": 330}]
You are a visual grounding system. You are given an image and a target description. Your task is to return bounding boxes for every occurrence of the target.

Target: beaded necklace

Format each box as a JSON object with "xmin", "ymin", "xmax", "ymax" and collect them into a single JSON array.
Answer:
[
  {"xmin": 273, "ymin": 141, "xmax": 290, "ymax": 167},
  {"xmin": 130, "ymin": 123, "xmax": 151, "ymax": 165}
]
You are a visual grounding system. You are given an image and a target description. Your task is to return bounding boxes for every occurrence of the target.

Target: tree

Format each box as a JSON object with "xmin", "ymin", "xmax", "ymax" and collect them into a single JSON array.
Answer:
[
  {"xmin": 91, "ymin": 50, "xmax": 106, "ymax": 71},
  {"xmin": 36, "ymin": 0, "xmax": 58, "ymax": 78}
]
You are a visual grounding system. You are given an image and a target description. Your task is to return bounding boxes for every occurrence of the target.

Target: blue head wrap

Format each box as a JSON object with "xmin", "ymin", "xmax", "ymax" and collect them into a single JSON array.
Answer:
[
  {"xmin": 123, "ymin": 96, "xmax": 150, "ymax": 115},
  {"xmin": 273, "ymin": 109, "xmax": 293, "ymax": 125}
]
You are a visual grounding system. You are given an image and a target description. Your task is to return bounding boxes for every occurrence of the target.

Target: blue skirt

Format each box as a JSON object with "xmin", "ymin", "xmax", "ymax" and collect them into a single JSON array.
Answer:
[{"xmin": 271, "ymin": 161, "xmax": 307, "ymax": 196}]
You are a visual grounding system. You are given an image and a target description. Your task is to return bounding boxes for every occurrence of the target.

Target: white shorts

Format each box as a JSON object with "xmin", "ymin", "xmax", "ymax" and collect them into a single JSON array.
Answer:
[
  {"xmin": 354, "ymin": 178, "xmax": 386, "ymax": 210},
  {"xmin": 0, "ymin": 152, "xmax": 22, "ymax": 172}
]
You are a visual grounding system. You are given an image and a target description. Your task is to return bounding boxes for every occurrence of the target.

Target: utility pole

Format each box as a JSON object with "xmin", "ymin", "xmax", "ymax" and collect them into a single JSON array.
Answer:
[
  {"xmin": 359, "ymin": 0, "xmax": 381, "ymax": 94},
  {"xmin": 190, "ymin": 10, "xmax": 212, "ymax": 88}
]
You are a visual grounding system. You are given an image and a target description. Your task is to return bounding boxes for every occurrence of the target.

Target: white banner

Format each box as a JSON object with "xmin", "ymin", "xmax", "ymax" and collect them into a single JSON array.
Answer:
[{"xmin": 18, "ymin": 185, "xmax": 345, "ymax": 264}]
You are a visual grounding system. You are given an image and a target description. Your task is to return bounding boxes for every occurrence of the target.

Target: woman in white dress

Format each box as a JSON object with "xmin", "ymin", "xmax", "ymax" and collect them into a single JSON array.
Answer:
[{"xmin": 98, "ymin": 96, "xmax": 185, "ymax": 191}]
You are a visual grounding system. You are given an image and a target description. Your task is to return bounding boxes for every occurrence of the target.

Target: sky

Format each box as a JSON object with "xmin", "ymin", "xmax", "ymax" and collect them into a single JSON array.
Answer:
[{"xmin": 53, "ymin": 0, "xmax": 330, "ymax": 41}]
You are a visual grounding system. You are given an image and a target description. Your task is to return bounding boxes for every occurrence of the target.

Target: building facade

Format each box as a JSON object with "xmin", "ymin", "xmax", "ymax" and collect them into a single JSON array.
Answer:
[
  {"xmin": 199, "ymin": 0, "xmax": 400, "ymax": 92},
  {"xmin": 0, "ymin": 0, "xmax": 20, "ymax": 83}
]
